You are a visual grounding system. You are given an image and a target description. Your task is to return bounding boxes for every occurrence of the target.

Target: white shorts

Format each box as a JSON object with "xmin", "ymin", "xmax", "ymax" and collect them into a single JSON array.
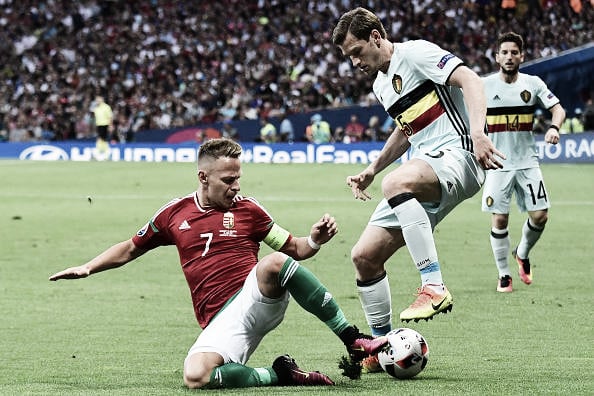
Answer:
[
  {"xmin": 481, "ymin": 167, "xmax": 550, "ymax": 214},
  {"xmin": 370, "ymin": 148, "xmax": 485, "ymax": 229},
  {"xmin": 185, "ymin": 266, "xmax": 290, "ymax": 365}
]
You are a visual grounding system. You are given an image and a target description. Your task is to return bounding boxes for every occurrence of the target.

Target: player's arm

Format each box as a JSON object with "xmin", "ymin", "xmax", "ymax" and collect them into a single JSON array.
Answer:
[
  {"xmin": 448, "ymin": 65, "xmax": 505, "ymax": 169},
  {"xmin": 367, "ymin": 128, "xmax": 410, "ymax": 175},
  {"xmin": 264, "ymin": 214, "xmax": 338, "ymax": 260},
  {"xmin": 49, "ymin": 239, "xmax": 147, "ymax": 281},
  {"xmin": 346, "ymin": 129, "xmax": 410, "ymax": 201},
  {"xmin": 544, "ymin": 103, "xmax": 566, "ymax": 144}
]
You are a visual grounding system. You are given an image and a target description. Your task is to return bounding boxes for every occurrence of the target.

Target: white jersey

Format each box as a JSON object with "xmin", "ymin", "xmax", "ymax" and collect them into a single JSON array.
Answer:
[
  {"xmin": 373, "ymin": 40, "xmax": 472, "ymax": 155},
  {"xmin": 483, "ymin": 72, "xmax": 560, "ymax": 170}
]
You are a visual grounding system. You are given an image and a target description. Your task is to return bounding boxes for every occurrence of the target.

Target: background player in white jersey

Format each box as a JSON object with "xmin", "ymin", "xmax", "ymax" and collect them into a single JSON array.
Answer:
[
  {"xmin": 49, "ymin": 138, "xmax": 387, "ymax": 389},
  {"xmin": 482, "ymin": 32, "xmax": 565, "ymax": 292},
  {"xmin": 331, "ymin": 7, "xmax": 505, "ymax": 369}
]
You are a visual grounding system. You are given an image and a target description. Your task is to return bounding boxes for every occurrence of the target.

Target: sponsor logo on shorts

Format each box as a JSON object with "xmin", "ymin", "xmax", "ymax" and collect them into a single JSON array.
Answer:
[{"xmin": 486, "ymin": 196, "xmax": 494, "ymax": 207}]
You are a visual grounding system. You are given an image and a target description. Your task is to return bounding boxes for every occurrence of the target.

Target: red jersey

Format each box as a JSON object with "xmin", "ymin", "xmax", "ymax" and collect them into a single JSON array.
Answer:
[{"xmin": 132, "ymin": 192, "xmax": 276, "ymax": 328}]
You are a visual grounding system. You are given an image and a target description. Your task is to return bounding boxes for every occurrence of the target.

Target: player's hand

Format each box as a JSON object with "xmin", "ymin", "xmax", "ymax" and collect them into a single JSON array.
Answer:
[
  {"xmin": 49, "ymin": 265, "xmax": 91, "ymax": 281},
  {"xmin": 309, "ymin": 213, "xmax": 338, "ymax": 246},
  {"xmin": 544, "ymin": 129, "xmax": 560, "ymax": 144},
  {"xmin": 472, "ymin": 133, "xmax": 506, "ymax": 170},
  {"xmin": 346, "ymin": 171, "xmax": 374, "ymax": 201}
]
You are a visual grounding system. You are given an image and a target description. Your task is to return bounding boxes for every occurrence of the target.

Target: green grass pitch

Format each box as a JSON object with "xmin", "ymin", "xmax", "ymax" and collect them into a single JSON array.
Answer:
[{"xmin": 1, "ymin": 160, "xmax": 592, "ymax": 395}]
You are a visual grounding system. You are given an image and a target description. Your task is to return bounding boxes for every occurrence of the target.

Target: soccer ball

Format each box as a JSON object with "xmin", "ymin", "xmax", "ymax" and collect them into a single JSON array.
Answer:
[{"xmin": 378, "ymin": 327, "xmax": 429, "ymax": 379}]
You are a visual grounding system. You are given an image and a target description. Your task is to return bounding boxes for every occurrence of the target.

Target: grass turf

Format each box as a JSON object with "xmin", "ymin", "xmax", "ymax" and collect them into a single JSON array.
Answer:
[{"xmin": 1, "ymin": 160, "xmax": 592, "ymax": 395}]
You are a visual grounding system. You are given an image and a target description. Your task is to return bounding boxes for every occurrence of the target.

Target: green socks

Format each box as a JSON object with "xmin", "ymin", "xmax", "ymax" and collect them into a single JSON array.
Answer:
[
  {"xmin": 207, "ymin": 363, "xmax": 277, "ymax": 388},
  {"xmin": 279, "ymin": 257, "xmax": 350, "ymax": 335}
]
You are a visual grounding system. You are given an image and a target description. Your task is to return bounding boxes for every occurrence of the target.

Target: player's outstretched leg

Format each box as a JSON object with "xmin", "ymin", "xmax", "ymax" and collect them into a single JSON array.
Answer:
[{"xmin": 272, "ymin": 355, "xmax": 334, "ymax": 386}]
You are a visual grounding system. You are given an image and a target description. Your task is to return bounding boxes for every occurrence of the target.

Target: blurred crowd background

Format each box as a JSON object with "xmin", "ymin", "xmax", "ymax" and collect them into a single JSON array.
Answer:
[{"xmin": 1, "ymin": 0, "xmax": 593, "ymax": 142}]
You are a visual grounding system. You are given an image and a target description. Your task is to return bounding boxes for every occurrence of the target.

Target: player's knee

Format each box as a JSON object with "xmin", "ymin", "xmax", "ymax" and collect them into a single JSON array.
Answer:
[
  {"xmin": 351, "ymin": 244, "xmax": 382, "ymax": 279},
  {"xmin": 183, "ymin": 366, "xmax": 211, "ymax": 389},
  {"xmin": 183, "ymin": 352, "xmax": 222, "ymax": 389},
  {"xmin": 381, "ymin": 173, "xmax": 411, "ymax": 197},
  {"xmin": 381, "ymin": 163, "xmax": 428, "ymax": 198},
  {"xmin": 492, "ymin": 214, "xmax": 509, "ymax": 229},
  {"xmin": 261, "ymin": 251, "xmax": 288, "ymax": 275},
  {"xmin": 351, "ymin": 244, "xmax": 365, "ymax": 268},
  {"xmin": 530, "ymin": 210, "xmax": 548, "ymax": 227}
]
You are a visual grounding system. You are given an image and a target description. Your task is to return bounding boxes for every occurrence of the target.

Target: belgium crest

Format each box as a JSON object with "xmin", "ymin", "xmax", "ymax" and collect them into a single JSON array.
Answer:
[
  {"xmin": 520, "ymin": 90, "xmax": 531, "ymax": 103},
  {"xmin": 392, "ymin": 75, "xmax": 403, "ymax": 94}
]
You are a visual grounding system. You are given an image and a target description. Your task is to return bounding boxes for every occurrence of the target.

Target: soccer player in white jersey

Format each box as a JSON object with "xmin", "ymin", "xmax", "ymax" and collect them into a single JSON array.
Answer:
[
  {"xmin": 482, "ymin": 32, "xmax": 565, "ymax": 292},
  {"xmin": 331, "ymin": 7, "xmax": 505, "ymax": 371}
]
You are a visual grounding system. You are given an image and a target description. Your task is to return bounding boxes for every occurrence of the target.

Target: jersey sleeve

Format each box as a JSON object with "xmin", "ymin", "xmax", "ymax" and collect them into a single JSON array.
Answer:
[
  {"xmin": 244, "ymin": 197, "xmax": 295, "ymax": 250},
  {"xmin": 532, "ymin": 75, "xmax": 560, "ymax": 110},
  {"xmin": 406, "ymin": 40, "xmax": 464, "ymax": 85},
  {"xmin": 244, "ymin": 197, "xmax": 277, "ymax": 241},
  {"xmin": 132, "ymin": 199, "xmax": 178, "ymax": 250}
]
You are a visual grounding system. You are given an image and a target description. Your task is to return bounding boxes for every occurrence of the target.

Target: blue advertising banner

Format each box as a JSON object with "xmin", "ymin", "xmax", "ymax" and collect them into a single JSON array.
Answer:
[{"xmin": 1, "ymin": 132, "xmax": 594, "ymax": 164}]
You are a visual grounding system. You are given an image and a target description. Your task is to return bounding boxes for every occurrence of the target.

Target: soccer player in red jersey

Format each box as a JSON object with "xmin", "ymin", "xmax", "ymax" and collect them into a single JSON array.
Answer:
[{"xmin": 49, "ymin": 138, "xmax": 386, "ymax": 389}]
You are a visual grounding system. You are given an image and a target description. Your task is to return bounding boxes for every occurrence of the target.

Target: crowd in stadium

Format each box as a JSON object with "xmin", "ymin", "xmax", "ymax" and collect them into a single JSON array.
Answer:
[{"xmin": 1, "ymin": 0, "xmax": 592, "ymax": 142}]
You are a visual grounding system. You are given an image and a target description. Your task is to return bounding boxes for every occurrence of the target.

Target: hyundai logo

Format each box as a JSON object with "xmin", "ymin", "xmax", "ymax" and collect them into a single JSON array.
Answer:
[{"xmin": 19, "ymin": 145, "xmax": 69, "ymax": 160}]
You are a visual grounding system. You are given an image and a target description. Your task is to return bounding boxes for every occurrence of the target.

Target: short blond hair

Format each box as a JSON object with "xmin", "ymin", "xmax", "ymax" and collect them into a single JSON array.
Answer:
[{"xmin": 198, "ymin": 138, "xmax": 242, "ymax": 165}]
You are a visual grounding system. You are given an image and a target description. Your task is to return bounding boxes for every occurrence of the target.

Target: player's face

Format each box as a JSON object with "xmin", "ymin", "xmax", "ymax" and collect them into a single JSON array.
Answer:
[
  {"xmin": 339, "ymin": 31, "xmax": 386, "ymax": 75},
  {"xmin": 495, "ymin": 42, "xmax": 524, "ymax": 76},
  {"xmin": 201, "ymin": 157, "xmax": 241, "ymax": 210}
]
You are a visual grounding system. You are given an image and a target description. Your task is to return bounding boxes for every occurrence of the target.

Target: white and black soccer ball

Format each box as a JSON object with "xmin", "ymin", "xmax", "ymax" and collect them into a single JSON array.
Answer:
[{"xmin": 378, "ymin": 327, "xmax": 429, "ymax": 379}]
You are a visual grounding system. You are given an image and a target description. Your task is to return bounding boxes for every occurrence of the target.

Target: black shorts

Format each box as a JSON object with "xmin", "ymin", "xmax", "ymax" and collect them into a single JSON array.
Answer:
[{"xmin": 97, "ymin": 125, "xmax": 109, "ymax": 140}]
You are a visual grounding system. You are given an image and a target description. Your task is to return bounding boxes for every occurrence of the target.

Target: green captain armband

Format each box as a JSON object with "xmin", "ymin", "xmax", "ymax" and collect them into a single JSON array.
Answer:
[{"xmin": 263, "ymin": 223, "xmax": 291, "ymax": 251}]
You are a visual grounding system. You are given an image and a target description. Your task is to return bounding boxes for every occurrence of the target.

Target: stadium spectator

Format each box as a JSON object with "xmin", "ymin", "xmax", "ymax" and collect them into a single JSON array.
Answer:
[
  {"xmin": 278, "ymin": 112, "xmax": 295, "ymax": 143},
  {"xmin": 364, "ymin": 115, "xmax": 382, "ymax": 142},
  {"xmin": 221, "ymin": 120, "xmax": 239, "ymax": 141},
  {"xmin": 333, "ymin": 126, "xmax": 345, "ymax": 143},
  {"xmin": 343, "ymin": 114, "xmax": 366, "ymax": 143},
  {"xmin": 0, "ymin": 1, "xmax": 592, "ymax": 141},
  {"xmin": 583, "ymin": 99, "xmax": 594, "ymax": 130},
  {"xmin": 481, "ymin": 32, "xmax": 566, "ymax": 292},
  {"xmin": 23, "ymin": 129, "xmax": 38, "ymax": 142},
  {"xmin": 532, "ymin": 109, "xmax": 551, "ymax": 133},
  {"xmin": 49, "ymin": 138, "xmax": 387, "ymax": 389},
  {"xmin": 259, "ymin": 117, "xmax": 277, "ymax": 143},
  {"xmin": 560, "ymin": 108, "xmax": 585, "ymax": 133},
  {"xmin": 332, "ymin": 9, "xmax": 504, "ymax": 372},
  {"xmin": 305, "ymin": 113, "xmax": 332, "ymax": 144},
  {"xmin": 380, "ymin": 116, "xmax": 397, "ymax": 140}
]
